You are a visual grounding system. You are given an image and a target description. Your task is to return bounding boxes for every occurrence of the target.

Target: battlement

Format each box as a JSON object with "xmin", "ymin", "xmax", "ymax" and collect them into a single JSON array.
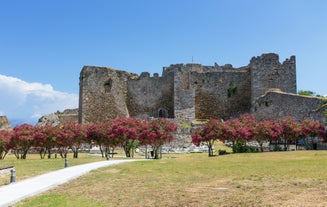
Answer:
[
  {"xmin": 162, "ymin": 62, "xmax": 249, "ymax": 76},
  {"xmin": 138, "ymin": 72, "xmax": 160, "ymax": 79},
  {"xmin": 250, "ymin": 53, "xmax": 295, "ymax": 67}
]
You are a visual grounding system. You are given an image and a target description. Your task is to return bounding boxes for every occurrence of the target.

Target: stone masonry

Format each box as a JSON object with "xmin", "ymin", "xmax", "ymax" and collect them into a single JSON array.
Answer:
[
  {"xmin": 0, "ymin": 116, "xmax": 12, "ymax": 130},
  {"xmin": 36, "ymin": 109, "xmax": 79, "ymax": 126},
  {"xmin": 252, "ymin": 89, "xmax": 327, "ymax": 123},
  {"xmin": 79, "ymin": 53, "xmax": 299, "ymax": 124}
]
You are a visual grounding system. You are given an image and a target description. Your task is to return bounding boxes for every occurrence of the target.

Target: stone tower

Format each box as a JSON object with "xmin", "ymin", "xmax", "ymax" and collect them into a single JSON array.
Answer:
[
  {"xmin": 250, "ymin": 53, "xmax": 296, "ymax": 103},
  {"xmin": 79, "ymin": 66, "xmax": 138, "ymax": 123}
]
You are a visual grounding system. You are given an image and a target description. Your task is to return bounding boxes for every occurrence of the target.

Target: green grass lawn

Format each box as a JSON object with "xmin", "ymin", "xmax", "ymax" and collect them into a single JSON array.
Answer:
[
  {"xmin": 11, "ymin": 151, "xmax": 327, "ymax": 207},
  {"xmin": 0, "ymin": 153, "xmax": 106, "ymax": 185}
]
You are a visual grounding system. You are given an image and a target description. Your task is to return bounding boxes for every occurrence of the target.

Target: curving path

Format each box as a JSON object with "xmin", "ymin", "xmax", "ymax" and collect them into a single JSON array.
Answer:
[{"xmin": 0, "ymin": 159, "xmax": 139, "ymax": 207}]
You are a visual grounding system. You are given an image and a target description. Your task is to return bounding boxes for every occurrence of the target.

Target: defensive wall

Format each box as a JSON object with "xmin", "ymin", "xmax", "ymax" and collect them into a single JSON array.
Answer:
[
  {"xmin": 253, "ymin": 89, "xmax": 327, "ymax": 123},
  {"xmin": 79, "ymin": 53, "xmax": 297, "ymax": 124}
]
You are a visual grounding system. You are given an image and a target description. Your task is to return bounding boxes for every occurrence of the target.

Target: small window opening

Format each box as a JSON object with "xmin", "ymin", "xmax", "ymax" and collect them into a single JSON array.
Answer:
[{"xmin": 104, "ymin": 79, "xmax": 112, "ymax": 92}]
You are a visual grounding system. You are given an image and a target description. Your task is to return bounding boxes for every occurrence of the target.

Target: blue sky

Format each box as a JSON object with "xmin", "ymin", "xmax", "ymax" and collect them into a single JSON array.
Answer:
[{"xmin": 0, "ymin": 0, "xmax": 326, "ymax": 125}]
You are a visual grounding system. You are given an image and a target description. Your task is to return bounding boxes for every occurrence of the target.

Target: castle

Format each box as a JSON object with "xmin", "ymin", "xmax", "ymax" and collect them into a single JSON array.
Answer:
[{"xmin": 79, "ymin": 53, "xmax": 327, "ymax": 124}]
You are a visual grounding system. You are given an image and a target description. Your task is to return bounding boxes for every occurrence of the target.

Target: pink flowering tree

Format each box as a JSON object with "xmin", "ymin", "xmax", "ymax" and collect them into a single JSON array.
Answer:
[
  {"xmin": 87, "ymin": 121, "xmax": 120, "ymax": 158},
  {"xmin": 191, "ymin": 119, "xmax": 224, "ymax": 157},
  {"xmin": 300, "ymin": 118, "xmax": 325, "ymax": 150},
  {"xmin": 10, "ymin": 123, "xmax": 35, "ymax": 159},
  {"xmin": 140, "ymin": 118, "xmax": 177, "ymax": 159},
  {"xmin": 103, "ymin": 121, "xmax": 121, "ymax": 158},
  {"xmin": 238, "ymin": 113, "xmax": 256, "ymax": 142},
  {"xmin": 110, "ymin": 118, "xmax": 145, "ymax": 158},
  {"xmin": 253, "ymin": 120, "xmax": 282, "ymax": 152},
  {"xmin": 278, "ymin": 117, "xmax": 303, "ymax": 151},
  {"xmin": 33, "ymin": 124, "xmax": 60, "ymax": 159},
  {"xmin": 221, "ymin": 118, "xmax": 237, "ymax": 146},
  {"xmin": 57, "ymin": 124, "xmax": 73, "ymax": 158},
  {"xmin": 223, "ymin": 115, "xmax": 256, "ymax": 153},
  {"xmin": 60, "ymin": 122, "xmax": 87, "ymax": 158},
  {"xmin": 0, "ymin": 130, "xmax": 12, "ymax": 160},
  {"xmin": 87, "ymin": 122, "xmax": 107, "ymax": 158}
]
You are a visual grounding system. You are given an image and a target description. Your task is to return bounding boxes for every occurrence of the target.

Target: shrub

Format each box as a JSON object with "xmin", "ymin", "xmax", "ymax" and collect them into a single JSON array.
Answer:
[{"xmin": 233, "ymin": 142, "xmax": 258, "ymax": 153}]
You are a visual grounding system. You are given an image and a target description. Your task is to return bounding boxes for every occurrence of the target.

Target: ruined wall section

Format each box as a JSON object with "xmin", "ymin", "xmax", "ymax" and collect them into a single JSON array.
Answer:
[
  {"xmin": 194, "ymin": 69, "xmax": 251, "ymax": 120},
  {"xmin": 167, "ymin": 63, "xmax": 252, "ymax": 122},
  {"xmin": 252, "ymin": 90, "xmax": 326, "ymax": 122},
  {"xmin": 57, "ymin": 109, "xmax": 79, "ymax": 123},
  {"xmin": 127, "ymin": 71, "xmax": 174, "ymax": 119},
  {"xmin": 312, "ymin": 105, "xmax": 327, "ymax": 124},
  {"xmin": 79, "ymin": 66, "xmax": 137, "ymax": 123},
  {"xmin": 0, "ymin": 116, "xmax": 12, "ymax": 130},
  {"xmin": 250, "ymin": 53, "xmax": 296, "ymax": 104}
]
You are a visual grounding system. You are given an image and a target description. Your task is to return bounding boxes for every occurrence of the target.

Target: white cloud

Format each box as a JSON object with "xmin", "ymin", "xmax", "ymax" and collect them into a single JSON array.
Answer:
[{"xmin": 0, "ymin": 74, "xmax": 78, "ymax": 125}]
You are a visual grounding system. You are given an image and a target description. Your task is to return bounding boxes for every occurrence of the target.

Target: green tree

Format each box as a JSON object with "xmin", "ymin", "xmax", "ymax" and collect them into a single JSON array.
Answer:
[
  {"xmin": 298, "ymin": 90, "xmax": 315, "ymax": 96},
  {"xmin": 298, "ymin": 90, "xmax": 324, "ymax": 97}
]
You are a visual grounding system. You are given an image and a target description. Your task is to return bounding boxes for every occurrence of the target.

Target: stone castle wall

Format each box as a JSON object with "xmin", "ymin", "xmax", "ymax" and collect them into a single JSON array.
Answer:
[
  {"xmin": 37, "ymin": 109, "xmax": 78, "ymax": 126},
  {"xmin": 57, "ymin": 109, "xmax": 78, "ymax": 123},
  {"xmin": 173, "ymin": 65, "xmax": 196, "ymax": 123},
  {"xmin": 127, "ymin": 71, "xmax": 174, "ymax": 119},
  {"xmin": 79, "ymin": 66, "xmax": 138, "ymax": 123},
  {"xmin": 250, "ymin": 53, "xmax": 296, "ymax": 104},
  {"xmin": 193, "ymin": 69, "xmax": 251, "ymax": 120},
  {"xmin": 79, "ymin": 53, "xmax": 298, "ymax": 124},
  {"xmin": 252, "ymin": 90, "xmax": 326, "ymax": 122}
]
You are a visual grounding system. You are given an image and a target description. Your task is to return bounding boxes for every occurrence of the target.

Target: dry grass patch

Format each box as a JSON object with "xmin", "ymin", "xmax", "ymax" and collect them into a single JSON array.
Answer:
[{"xmin": 15, "ymin": 151, "xmax": 327, "ymax": 207}]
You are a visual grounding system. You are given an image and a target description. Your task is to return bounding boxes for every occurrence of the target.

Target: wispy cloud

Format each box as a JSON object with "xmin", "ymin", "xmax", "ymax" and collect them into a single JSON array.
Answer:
[{"xmin": 0, "ymin": 74, "xmax": 78, "ymax": 125}]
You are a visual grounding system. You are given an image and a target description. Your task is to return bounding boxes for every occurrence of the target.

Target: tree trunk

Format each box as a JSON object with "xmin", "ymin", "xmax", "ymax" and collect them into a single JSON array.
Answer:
[
  {"xmin": 124, "ymin": 145, "xmax": 131, "ymax": 158},
  {"xmin": 111, "ymin": 148, "xmax": 115, "ymax": 158},
  {"xmin": 208, "ymin": 143, "xmax": 214, "ymax": 157},
  {"xmin": 151, "ymin": 147, "xmax": 160, "ymax": 159},
  {"xmin": 154, "ymin": 149, "xmax": 159, "ymax": 159},
  {"xmin": 13, "ymin": 149, "xmax": 21, "ymax": 159},
  {"xmin": 47, "ymin": 148, "xmax": 52, "ymax": 159},
  {"xmin": 21, "ymin": 148, "xmax": 29, "ymax": 159},
  {"xmin": 73, "ymin": 150, "xmax": 78, "ymax": 158},
  {"xmin": 99, "ymin": 145, "xmax": 104, "ymax": 158},
  {"xmin": 284, "ymin": 140, "xmax": 287, "ymax": 151},
  {"xmin": 39, "ymin": 148, "xmax": 46, "ymax": 159}
]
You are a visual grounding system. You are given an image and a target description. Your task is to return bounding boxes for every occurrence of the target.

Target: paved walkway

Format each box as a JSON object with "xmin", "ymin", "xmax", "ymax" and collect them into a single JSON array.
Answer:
[{"xmin": 0, "ymin": 159, "xmax": 138, "ymax": 207}]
